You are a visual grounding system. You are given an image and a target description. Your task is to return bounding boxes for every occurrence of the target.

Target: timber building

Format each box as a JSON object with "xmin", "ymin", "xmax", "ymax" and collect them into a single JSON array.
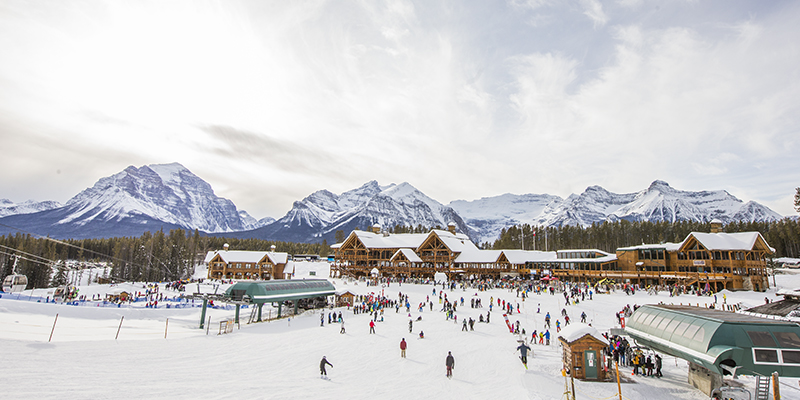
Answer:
[
  {"xmin": 331, "ymin": 221, "xmax": 772, "ymax": 291},
  {"xmin": 205, "ymin": 245, "xmax": 290, "ymax": 280}
]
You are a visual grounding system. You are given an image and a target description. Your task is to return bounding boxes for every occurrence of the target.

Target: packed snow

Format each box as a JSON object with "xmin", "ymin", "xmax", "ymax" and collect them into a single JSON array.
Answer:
[{"xmin": 3, "ymin": 263, "xmax": 800, "ymax": 399}]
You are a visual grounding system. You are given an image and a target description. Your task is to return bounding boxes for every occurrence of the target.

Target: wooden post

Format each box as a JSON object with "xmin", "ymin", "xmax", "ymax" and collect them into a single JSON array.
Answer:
[
  {"xmin": 616, "ymin": 360, "xmax": 622, "ymax": 400},
  {"xmin": 164, "ymin": 318, "xmax": 169, "ymax": 339},
  {"xmin": 772, "ymin": 371, "xmax": 780, "ymax": 400},
  {"xmin": 48, "ymin": 313, "xmax": 59, "ymax": 342},
  {"xmin": 206, "ymin": 316, "xmax": 211, "ymax": 335},
  {"xmin": 115, "ymin": 316, "xmax": 124, "ymax": 340}
]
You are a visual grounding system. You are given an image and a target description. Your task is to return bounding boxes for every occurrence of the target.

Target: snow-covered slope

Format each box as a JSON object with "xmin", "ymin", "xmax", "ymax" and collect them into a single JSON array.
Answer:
[
  {"xmin": 449, "ymin": 193, "xmax": 562, "ymax": 244},
  {"xmin": 451, "ymin": 180, "xmax": 785, "ymax": 243},
  {"xmin": 241, "ymin": 181, "xmax": 470, "ymax": 243},
  {"xmin": 0, "ymin": 163, "xmax": 267, "ymax": 239},
  {"xmin": 0, "ymin": 198, "xmax": 63, "ymax": 217}
]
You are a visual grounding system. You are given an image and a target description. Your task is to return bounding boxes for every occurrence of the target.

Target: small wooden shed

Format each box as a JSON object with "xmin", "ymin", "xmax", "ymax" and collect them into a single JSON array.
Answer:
[
  {"xmin": 558, "ymin": 325, "xmax": 609, "ymax": 381},
  {"xmin": 336, "ymin": 289, "xmax": 357, "ymax": 307}
]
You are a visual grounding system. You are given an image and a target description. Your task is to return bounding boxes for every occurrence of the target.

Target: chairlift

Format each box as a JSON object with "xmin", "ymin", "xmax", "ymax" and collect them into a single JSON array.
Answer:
[
  {"xmin": 1, "ymin": 255, "xmax": 28, "ymax": 293},
  {"xmin": 53, "ymin": 284, "xmax": 77, "ymax": 302},
  {"xmin": 2, "ymin": 274, "xmax": 27, "ymax": 293}
]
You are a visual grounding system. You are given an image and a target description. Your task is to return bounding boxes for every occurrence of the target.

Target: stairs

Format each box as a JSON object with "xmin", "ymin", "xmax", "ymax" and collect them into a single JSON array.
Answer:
[{"xmin": 755, "ymin": 375, "xmax": 770, "ymax": 400}]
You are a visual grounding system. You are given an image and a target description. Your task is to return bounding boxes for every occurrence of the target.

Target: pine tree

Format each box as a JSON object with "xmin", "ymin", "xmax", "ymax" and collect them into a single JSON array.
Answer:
[{"xmin": 794, "ymin": 187, "xmax": 800, "ymax": 214}]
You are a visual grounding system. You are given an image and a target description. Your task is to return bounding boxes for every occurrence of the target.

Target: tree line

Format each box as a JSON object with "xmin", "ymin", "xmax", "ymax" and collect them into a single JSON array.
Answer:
[
  {"xmin": 0, "ymin": 229, "xmax": 330, "ymax": 289},
  {"xmin": 490, "ymin": 218, "xmax": 800, "ymax": 258}
]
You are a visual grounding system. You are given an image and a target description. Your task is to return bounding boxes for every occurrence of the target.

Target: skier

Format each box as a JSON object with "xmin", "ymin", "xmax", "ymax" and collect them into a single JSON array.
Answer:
[
  {"xmin": 409, "ymin": 319, "xmax": 413, "ymax": 333},
  {"xmin": 340, "ymin": 320, "xmax": 346, "ymax": 334},
  {"xmin": 369, "ymin": 320, "xmax": 376, "ymax": 334},
  {"xmin": 400, "ymin": 338, "xmax": 407, "ymax": 358},
  {"xmin": 320, "ymin": 356, "xmax": 333, "ymax": 377},
  {"xmin": 320, "ymin": 313, "xmax": 324, "ymax": 327},
  {"xmin": 517, "ymin": 341, "xmax": 532, "ymax": 369},
  {"xmin": 445, "ymin": 351, "xmax": 455, "ymax": 378}
]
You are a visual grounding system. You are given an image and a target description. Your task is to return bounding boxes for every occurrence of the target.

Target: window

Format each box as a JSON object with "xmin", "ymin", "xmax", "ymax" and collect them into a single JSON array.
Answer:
[
  {"xmin": 775, "ymin": 332, "xmax": 800, "ymax": 348},
  {"xmin": 754, "ymin": 349, "xmax": 779, "ymax": 363},
  {"xmin": 783, "ymin": 350, "xmax": 800, "ymax": 364},
  {"xmin": 748, "ymin": 331, "xmax": 777, "ymax": 347}
]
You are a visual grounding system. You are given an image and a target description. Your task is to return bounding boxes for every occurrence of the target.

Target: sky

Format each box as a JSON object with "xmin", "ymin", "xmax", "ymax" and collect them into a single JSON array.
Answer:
[{"xmin": 1, "ymin": 0, "xmax": 799, "ymax": 220}]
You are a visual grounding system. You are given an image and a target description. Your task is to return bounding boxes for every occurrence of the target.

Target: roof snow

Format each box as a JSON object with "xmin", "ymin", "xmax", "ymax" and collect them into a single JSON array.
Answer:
[
  {"xmin": 557, "ymin": 324, "xmax": 608, "ymax": 345},
  {"xmin": 690, "ymin": 231, "xmax": 774, "ymax": 252}
]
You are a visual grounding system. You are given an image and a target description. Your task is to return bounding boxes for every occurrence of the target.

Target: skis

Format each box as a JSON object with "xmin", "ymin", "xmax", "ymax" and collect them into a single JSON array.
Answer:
[{"xmin": 519, "ymin": 356, "xmax": 528, "ymax": 369}]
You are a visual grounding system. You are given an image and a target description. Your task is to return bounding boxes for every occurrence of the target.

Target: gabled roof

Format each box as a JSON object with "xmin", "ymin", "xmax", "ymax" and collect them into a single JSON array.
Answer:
[
  {"xmin": 558, "ymin": 324, "xmax": 608, "ymax": 345},
  {"xmin": 207, "ymin": 250, "xmax": 289, "ymax": 265},
  {"xmin": 392, "ymin": 248, "xmax": 422, "ymax": 263},
  {"xmin": 426, "ymin": 229, "xmax": 478, "ymax": 253},
  {"xmin": 682, "ymin": 231, "xmax": 775, "ymax": 252},
  {"xmin": 350, "ymin": 230, "xmax": 430, "ymax": 249}
]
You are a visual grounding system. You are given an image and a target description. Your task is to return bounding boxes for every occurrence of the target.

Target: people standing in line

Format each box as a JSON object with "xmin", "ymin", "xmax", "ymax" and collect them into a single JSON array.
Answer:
[
  {"xmin": 445, "ymin": 351, "xmax": 455, "ymax": 378},
  {"xmin": 320, "ymin": 356, "xmax": 333, "ymax": 376},
  {"xmin": 400, "ymin": 338, "xmax": 407, "ymax": 358}
]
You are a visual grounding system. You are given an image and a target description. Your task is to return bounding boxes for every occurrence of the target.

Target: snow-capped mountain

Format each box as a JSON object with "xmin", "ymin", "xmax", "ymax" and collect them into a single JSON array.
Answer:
[
  {"xmin": 238, "ymin": 211, "xmax": 275, "ymax": 231},
  {"xmin": 450, "ymin": 180, "xmax": 784, "ymax": 243},
  {"xmin": 235, "ymin": 181, "xmax": 471, "ymax": 243},
  {"xmin": 0, "ymin": 199, "xmax": 63, "ymax": 217},
  {"xmin": 0, "ymin": 163, "xmax": 265, "ymax": 239}
]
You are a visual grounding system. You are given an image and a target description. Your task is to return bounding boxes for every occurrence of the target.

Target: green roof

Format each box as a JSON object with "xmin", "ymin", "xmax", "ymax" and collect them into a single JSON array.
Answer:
[
  {"xmin": 224, "ymin": 279, "xmax": 336, "ymax": 304},
  {"xmin": 627, "ymin": 305, "xmax": 800, "ymax": 377}
]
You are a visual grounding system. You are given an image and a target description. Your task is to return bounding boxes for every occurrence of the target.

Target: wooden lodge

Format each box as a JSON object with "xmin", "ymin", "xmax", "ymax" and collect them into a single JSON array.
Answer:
[
  {"xmin": 205, "ymin": 245, "xmax": 290, "ymax": 280},
  {"xmin": 331, "ymin": 220, "xmax": 773, "ymax": 291}
]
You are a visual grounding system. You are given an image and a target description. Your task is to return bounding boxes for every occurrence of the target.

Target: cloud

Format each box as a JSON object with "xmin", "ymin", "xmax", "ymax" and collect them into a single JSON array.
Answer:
[{"xmin": 580, "ymin": 0, "xmax": 609, "ymax": 27}]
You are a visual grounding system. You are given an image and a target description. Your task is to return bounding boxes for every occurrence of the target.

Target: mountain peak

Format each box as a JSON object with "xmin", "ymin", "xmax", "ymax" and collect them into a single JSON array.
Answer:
[{"xmin": 648, "ymin": 180, "xmax": 671, "ymax": 190}]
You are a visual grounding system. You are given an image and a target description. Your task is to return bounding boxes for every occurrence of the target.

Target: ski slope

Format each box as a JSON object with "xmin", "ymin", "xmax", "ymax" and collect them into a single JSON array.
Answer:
[{"xmin": 2, "ymin": 263, "xmax": 800, "ymax": 399}]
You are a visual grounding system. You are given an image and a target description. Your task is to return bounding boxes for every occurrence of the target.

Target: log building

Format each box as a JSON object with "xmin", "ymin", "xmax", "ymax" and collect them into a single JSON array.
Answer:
[
  {"xmin": 205, "ymin": 245, "xmax": 290, "ymax": 280},
  {"xmin": 331, "ymin": 220, "xmax": 772, "ymax": 291}
]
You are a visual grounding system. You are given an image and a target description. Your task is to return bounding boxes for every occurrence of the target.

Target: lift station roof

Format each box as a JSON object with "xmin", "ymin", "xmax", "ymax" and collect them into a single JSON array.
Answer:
[
  {"xmin": 626, "ymin": 304, "xmax": 800, "ymax": 377},
  {"xmin": 224, "ymin": 279, "xmax": 336, "ymax": 305}
]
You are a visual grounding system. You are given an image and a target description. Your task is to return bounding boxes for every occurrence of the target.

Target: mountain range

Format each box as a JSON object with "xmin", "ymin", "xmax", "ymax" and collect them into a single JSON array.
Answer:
[{"xmin": 0, "ymin": 163, "xmax": 785, "ymax": 243}]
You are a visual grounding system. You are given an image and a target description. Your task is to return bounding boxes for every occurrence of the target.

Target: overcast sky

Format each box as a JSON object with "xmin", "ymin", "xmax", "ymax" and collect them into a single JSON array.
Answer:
[{"xmin": 1, "ymin": 0, "xmax": 799, "ymax": 219}]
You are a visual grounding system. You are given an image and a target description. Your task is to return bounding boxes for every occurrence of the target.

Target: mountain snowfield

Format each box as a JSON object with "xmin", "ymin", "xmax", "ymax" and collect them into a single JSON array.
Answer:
[
  {"xmin": 0, "ymin": 198, "xmax": 62, "ymax": 217},
  {"xmin": 450, "ymin": 180, "xmax": 784, "ymax": 243},
  {"xmin": 3, "ymin": 263, "xmax": 800, "ymax": 399},
  {"xmin": 0, "ymin": 163, "xmax": 786, "ymax": 242}
]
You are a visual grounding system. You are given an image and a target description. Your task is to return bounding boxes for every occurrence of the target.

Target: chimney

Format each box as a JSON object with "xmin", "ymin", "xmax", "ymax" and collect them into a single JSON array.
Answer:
[
  {"xmin": 223, "ymin": 243, "xmax": 230, "ymax": 251},
  {"xmin": 710, "ymin": 219, "xmax": 723, "ymax": 233},
  {"xmin": 270, "ymin": 245, "xmax": 276, "ymax": 252},
  {"xmin": 372, "ymin": 224, "xmax": 381, "ymax": 234},
  {"xmin": 447, "ymin": 222, "xmax": 456, "ymax": 235}
]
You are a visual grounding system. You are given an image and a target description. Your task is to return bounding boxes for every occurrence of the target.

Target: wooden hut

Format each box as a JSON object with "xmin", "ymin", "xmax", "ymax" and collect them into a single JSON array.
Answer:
[
  {"xmin": 558, "ymin": 325, "xmax": 609, "ymax": 381},
  {"xmin": 336, "ymin": 289, "xmax": 357, "ymax": 307}
]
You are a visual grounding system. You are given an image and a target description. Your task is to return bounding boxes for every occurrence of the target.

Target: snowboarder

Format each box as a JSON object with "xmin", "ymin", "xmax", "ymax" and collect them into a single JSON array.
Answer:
[
  {"xmin": 517, "ymin": 341, "xmax": 532, "ymax": 369},
  {"xmin": 400, "ymin": 338, "xmax": 407, "ymax": 358},
  {"xmin": 320, "ymin": 356, "xmax": 333, "ymax": 377},
  {"xmin": 445, "ymin": 351, "xmax": 455, "ymax": 378}
]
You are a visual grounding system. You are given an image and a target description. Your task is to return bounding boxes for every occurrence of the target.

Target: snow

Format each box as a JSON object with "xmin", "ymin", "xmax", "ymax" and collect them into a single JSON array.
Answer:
[
  {"xmin": 3, "ymin": 262, "xmax": 800, "ymax": 399},
  {"xmin": 557, "ymin": 323, "xmax": 607, "ymax": 344}
]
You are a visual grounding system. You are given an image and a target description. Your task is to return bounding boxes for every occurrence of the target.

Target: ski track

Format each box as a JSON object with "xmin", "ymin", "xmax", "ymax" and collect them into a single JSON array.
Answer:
[{"xmin": 4, "ymin": 266, "xmax": 800, "ymax": 399}]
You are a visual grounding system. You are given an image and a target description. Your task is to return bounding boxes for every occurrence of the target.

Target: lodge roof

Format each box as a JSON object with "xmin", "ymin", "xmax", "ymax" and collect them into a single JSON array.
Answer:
[
  {"xmin": 684, "ymin": 231, "xmax": 775, "ymax": 252},
  {"xmin": 206, "ymin": 250, "xmax": 289, "ymax": 265}
]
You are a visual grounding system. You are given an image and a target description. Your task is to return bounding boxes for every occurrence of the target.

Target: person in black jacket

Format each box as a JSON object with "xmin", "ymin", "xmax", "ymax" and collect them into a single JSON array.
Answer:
[
  {"xmin": 320, "ymin": 356, "xmax": 333, "ymax": 376},
  {"xmin": 446, "ymin": 351, "xmax": 455, "ymax": 378}
]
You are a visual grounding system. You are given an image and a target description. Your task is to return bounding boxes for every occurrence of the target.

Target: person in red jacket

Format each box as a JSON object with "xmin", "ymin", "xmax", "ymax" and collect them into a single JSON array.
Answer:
[
  {"xmin": 400, "ymin": 338, "xmax": 407, "ymax": 358},
  {"xmin": 369, "ymin": 320, "xmax": 376, "ymax": 334}
]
